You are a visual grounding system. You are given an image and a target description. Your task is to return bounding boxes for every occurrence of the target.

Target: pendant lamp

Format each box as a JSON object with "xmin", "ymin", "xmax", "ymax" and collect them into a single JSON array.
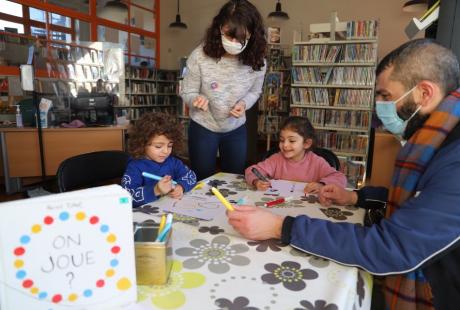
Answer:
[
  {"xmin": 105, "ymin": 0, "xmax": 128, "ymax": 13},
  {"xmin": 402, "ymin": 0, "xmax": 428, "ymax": 13},
  {"xmin": 169, "ymin": 0, "xmax": 187, "ymax": 29},
  {"xmin": 268, "ymin": 0, "xmax": 289, "ymax": 20}
]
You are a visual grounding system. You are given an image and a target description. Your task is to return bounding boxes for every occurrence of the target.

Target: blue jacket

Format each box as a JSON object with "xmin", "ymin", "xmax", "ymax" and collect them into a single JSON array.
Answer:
[
  {"xmin": 121, "ymin": 156, "xmax": 197, "ymax": 208},
  {"xmin": 282, "ymin": 126, "xmax": 460, "ymax": 308}
]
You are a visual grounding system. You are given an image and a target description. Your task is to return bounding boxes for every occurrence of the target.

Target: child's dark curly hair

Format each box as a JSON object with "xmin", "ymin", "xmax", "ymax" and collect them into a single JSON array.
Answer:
[
  {"xmin": 203, "ymin": 0, "xmax": 266, "ymax": 71},
  {"xmin": 128, "ymin": 112, "xmax": 184, "ymax": 159},
  {"xmin": 280, "ymin": 116, "xmax": 316, "ymax": 146}
]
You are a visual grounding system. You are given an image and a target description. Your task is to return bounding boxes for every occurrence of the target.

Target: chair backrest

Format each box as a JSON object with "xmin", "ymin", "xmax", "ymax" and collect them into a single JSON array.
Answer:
[
  {"xmin": 312, "ymin": 147, "xmax": 341, "ymax": 170},
  {"xmin": 262, "ymin": 147, "xmax": 340, "ymax": 170},
  {"xmin": 57, "ymin": 150, "xmax": 130, "ymax": 192}
]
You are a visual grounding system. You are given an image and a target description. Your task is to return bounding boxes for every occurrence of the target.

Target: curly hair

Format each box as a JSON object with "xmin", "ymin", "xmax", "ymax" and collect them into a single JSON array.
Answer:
[
  {"xmin": 203, "ymin": 0, "xmax": 266, "ymax": 71},
  {"xmin": 128, "ymin": 112, "xmax": 184, "ymax": 159}
]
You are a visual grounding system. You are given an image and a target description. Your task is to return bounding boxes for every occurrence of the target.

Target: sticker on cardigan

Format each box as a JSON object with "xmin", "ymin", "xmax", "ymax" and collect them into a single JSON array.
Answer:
[
  {"xmin": 0, "ymin": 185, "xmax": 137, "ymax": 309},
  {"xmin": 210, "ymin": 81, "xmax": 219, "ymax": 90}
]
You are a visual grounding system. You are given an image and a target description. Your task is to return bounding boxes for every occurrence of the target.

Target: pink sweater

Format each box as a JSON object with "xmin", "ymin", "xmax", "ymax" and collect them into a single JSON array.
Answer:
[{"xmin": 245, "ymin": 151, "xmax": 347, "ymax": 187}]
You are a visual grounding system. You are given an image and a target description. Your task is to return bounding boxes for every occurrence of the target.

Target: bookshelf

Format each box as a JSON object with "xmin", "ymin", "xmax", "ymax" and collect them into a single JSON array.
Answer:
[
  {"xmin": 258, "ymin": 43, "xmax": 291, "ymax": 150},
  {"xmin": 290, "ymin": 19, "xmax": 378, "ymax": 188},
  {"xmin": 120, "ymin": 67, "xmax": 180, "ymax": 121}
]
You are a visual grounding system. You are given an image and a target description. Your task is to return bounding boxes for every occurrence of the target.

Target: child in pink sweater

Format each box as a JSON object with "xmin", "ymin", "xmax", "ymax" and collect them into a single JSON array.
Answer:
[{"xmin": 245, "ymin": 116, "xmax": 347, "ymax": 193}]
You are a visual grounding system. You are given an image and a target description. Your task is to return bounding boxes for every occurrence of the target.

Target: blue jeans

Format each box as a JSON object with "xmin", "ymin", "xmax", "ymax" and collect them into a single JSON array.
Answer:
[{"xmin": 188, "ymin": 120, "xmax": 247, "ymax": 181}]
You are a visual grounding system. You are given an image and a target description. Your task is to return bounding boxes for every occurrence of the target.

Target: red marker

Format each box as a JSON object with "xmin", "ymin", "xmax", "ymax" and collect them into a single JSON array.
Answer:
[{"xmin": 264, "ymin": 197, "xmax": 293, "ymax": 207}]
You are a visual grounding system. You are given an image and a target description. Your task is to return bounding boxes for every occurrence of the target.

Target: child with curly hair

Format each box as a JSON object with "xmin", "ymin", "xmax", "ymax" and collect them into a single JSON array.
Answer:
[
  {"xmin": 245, "ymin": 116, "xmax": 346, "ymax": 194},
  {"xmin": 122, "ymin": 112, "xmax": 197, "ymax": 208}
]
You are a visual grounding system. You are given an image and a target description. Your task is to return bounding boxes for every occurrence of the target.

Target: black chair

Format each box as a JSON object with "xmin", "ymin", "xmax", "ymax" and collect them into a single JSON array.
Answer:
[
  {"xmin": 262, "ymin": 147, "xmax": 341, "ymax": 170},
  {"xmin": 57, "ymin": 150, "xmax": 130, "ymax": 192}
]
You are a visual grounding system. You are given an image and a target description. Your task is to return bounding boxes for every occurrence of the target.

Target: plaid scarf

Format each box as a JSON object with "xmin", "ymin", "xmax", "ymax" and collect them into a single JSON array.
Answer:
[{"xmin": 383, "ymin": 89, "xmax": 460, "ymax": 310}]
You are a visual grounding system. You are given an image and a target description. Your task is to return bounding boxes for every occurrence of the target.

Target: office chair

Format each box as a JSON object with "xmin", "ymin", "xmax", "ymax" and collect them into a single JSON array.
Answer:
[
  {"xmin": 57, "ymin": 150, "xmax": 130, "ymax": 192},
  {"xmin": 262, "ymin": 147, "xmax": 341, "ymax": 170}
]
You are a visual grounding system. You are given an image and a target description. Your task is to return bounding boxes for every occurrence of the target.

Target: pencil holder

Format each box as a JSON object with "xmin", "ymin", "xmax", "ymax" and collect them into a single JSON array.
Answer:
[{"xmin": 134, "ymin": 220, "xmax": 173, "ymax": 285}]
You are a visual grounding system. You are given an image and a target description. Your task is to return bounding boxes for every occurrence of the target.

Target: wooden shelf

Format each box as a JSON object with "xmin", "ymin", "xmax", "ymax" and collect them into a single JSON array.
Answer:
[
  {"xmin": 291, "ymin": 83, "xmax": 374, "ymax": 89},
  {"xmin": 292, "ymin": 62, "xmax": 375, "ymax": 67},
  {"xmin": 315, "ymin": 126, "xmax": 369, "ymax": 133},
  {"xmin": 290, "ymin": 104, "xmax": 372, "ymax": 111}
]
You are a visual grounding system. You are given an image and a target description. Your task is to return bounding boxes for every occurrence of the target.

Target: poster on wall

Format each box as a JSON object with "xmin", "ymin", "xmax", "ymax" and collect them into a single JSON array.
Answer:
[{"xmin": 0, "ymin": 185, "xmax": 137, "ymax": 309}]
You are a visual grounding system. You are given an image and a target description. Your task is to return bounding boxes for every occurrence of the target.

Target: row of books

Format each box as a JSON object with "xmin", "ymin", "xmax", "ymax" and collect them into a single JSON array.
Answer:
[
  {"xmin": 257, "ymin": 115, "xmax": 284, "ymax": 135},
  {"xmin": 121, "ymin": 106, "xmax": 177, "ymax": 120},
  {"xmin": 45, "ymin": 62, "xmax": 104, "ymax": 81},
  {"xmin": 126, "ymin": 67, "xmax": 155, "ymax": 79},
  {"xmin": 157, "ymin": 84, "xmax": 176, "ymax": 93},
  {"xmin": 292, "ymin": 43, "xmax": 377, "ymax": 64},
  {"xmin": 290, "ymin": 108, "xmax": 370, "ymax": 129},
  {"xmin": 346, "ymin": 20, "xmax": 378, "ymax": 40},
  {"xmin": 127, "ymin": 82, "xmax": 156, "ymax": 94},
  {"xmin": 291, "ymin": 88, "xmax": 373, "ymax": 108},
  {"xmin": 292, "ymin": 67, "xmax": 375, "ymax": 86},
  {"xmin": 50, "ymin": 46, "xmax": 103, "ymax": 65},
  {"xmin": 316, "ymin": 131, "xmax": 368, "ymax": 154}
]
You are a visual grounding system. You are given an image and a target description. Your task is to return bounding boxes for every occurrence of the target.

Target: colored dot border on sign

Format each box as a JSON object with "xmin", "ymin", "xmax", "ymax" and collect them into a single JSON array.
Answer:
[{"xmin": 12, "ymin": 212, "xmax": 123, "ymax": 304}]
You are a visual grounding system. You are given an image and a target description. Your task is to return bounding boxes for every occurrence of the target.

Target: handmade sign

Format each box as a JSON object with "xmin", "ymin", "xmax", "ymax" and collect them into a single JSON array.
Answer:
[{"xmin": 0, "ymin": 185, "xmax": 137, "ymax": 309}]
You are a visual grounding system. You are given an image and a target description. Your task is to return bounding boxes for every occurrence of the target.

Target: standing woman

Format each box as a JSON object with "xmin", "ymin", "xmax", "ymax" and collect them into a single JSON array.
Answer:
[{"xmin": 180, "ymin": 0, "xmax": 267, "ymax": 180}]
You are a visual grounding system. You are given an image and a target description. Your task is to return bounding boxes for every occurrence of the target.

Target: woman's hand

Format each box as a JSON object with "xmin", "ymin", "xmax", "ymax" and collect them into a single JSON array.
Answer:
[
  {"xmin": 229, "ymin": 101, "xmax": 246, "ymax": 118},
  {"xmin": 192, "ymin": 96, "xmax": 209, "ymax": 111}
]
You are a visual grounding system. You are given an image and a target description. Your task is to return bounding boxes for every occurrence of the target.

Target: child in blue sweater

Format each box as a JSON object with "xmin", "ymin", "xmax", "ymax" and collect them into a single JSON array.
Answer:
[{"xmin": 122, "ymin": 112, "xmax": 197, "ymax": 208}]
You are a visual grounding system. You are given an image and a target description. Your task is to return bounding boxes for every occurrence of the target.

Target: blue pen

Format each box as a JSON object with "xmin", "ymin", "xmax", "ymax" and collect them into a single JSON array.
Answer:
[
  {"xmin": 156, "ymin": 213, "xmax": 173, "ymax": 242},
  {"xmin": 142, "ymin": 172, "xmax": 178, "ymax": 185}
]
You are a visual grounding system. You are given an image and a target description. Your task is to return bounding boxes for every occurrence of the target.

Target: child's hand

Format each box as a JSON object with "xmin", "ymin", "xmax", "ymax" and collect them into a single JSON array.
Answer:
[
  {"xmin": 304, "ymin": 182, "xmax": 324, "ymax": 194},
  {"xmin": 154, "ymin": 175, "xmax": 174, "ymax": 196},
  {"xmin": 168, "ymin": 185, "xmax": 184, "ymax": 199},
  {"xmin": 254, "ymin": 180, "xmax": 271, "ymax": 191}
]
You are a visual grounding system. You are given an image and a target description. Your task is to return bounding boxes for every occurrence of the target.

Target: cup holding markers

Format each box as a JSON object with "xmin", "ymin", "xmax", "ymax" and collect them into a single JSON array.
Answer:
[{"xmin": 134, "ymin": 215, "xmax": 173, "ymax": 285}]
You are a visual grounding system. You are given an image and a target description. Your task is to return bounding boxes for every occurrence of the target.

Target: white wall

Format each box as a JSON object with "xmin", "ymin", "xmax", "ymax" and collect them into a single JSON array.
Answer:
[{"xmin": 159, "ymin": 0, "xmax": 424, "ymax": 69}]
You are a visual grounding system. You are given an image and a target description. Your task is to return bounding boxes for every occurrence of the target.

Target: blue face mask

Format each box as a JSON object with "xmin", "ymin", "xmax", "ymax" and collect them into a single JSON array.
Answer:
[{"xmin": 375, "ymin": 86, "xmax": 421, "ymax": 136}]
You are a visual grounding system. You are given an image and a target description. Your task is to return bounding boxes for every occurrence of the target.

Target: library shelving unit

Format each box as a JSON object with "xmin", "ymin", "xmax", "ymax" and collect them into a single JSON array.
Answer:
[
  {"xmin": 258, "ymin": 43, "xmax": 291, "ymax": 150},
  {"xmin": 290, "ymin": 19, "xmax": 378, "ymax": 187},
  {"xmin": 120, "ymin": 67, "xmax": 180, "ymax": 121}
]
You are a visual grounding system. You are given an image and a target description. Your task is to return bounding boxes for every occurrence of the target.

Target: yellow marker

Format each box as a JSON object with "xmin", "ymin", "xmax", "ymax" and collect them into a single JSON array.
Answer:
[
  {"xmin": 158, "ymin": 214, "xmax": 166, "ymax": 235},
  {"xmin": 192, "ymin": 182, "xmax": 205, "ymax": 191},
  {"xmin": 211, "ymin": 187, "xmax": 235, "ymax": 211}
]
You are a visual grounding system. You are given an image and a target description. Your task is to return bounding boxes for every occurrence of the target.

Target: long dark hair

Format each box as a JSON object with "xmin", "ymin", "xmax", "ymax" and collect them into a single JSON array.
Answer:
[{"xmin": 203, "ymin": 0, "xmax": 266, "ymax": 71}]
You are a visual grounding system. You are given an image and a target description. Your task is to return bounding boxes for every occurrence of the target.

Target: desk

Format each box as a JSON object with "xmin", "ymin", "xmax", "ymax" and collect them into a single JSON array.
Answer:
[
  {"xmin": 132, "ymin": 173, "xmax": 372, "ymax": 310},
  {"xmin": 0, "ymin": 126, "xmax": 127, "ymax": 193}
]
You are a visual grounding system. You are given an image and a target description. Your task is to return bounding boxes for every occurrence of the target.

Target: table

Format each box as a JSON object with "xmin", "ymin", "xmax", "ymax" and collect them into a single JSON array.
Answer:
[{"xmin": 132, "ymin": 173, "xmax": 372, "ymax": 310}]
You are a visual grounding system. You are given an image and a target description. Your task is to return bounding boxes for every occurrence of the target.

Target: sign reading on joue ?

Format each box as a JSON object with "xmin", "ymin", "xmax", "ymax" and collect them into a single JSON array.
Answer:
[{"xmin": 0, "ymin": 185, "xmax": 137, "ymax": 310}]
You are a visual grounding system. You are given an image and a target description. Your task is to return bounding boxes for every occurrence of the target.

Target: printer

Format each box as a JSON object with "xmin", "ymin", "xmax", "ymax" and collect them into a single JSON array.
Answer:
[{"xmin": 70, "ymin": 94, "xmax": 114, "ymax": 126}]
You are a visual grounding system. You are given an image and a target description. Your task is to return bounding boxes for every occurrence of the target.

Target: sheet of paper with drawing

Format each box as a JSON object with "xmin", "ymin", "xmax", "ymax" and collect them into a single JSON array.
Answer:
[
  {"xmin": 155, "ymin": 194, "xmax": 224, "ymax": 221},
  {"xmin": 265, "ymin": 179, "xmax": 306, "ymax": 198}
]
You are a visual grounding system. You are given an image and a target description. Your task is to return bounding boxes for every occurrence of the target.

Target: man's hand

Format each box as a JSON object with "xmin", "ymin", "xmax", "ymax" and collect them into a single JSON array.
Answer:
[
  {"xmin": 318, "ymin": 184, "xmax": 358, "ymax": 206},
  {"xmin": 168, "ymin": 184, "xmax": 184, "ymax": 199},
  {"xmin": 227, "ymin": 205, "xmax": 285, "ymax": 240},
  {"xmin": 154, "ymin": 175, "xmax": 174, "ymax": 196},
  {"xmin": 304, "ymin": 182, "xmax": 324, "ymax": 194},
  {"xmin": 254, "ymin": 179, "xmax": 271, "ymax": 191},
  {"xmin": 192, "ymin": 96, "xmax": 209, "ymax": 111},
  {"xmin": 229, "ymin": 101, "xmax": 246, "ymax": 118}
]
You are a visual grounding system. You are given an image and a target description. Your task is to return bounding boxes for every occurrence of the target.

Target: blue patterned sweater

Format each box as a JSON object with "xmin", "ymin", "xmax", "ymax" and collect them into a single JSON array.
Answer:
[{"xmin": 121, "ymin": 156, "xmax": 197, "ymax": 208}]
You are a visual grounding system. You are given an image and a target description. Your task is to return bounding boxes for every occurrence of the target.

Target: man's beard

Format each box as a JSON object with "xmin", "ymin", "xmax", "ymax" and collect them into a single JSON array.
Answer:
[{"xmin": 398, "ymin": 96, "xmax": 430, "ymax": 140}]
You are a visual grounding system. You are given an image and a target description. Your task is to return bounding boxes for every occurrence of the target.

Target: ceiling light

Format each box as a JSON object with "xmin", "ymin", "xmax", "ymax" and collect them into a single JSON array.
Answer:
[
  {"xmin": 268, "ymin": 0, "xmax": 289, "ymax": 20},
  {"xmin": 402, "ymin": 0, "xmax": 428, "ymax": 13},
  {"xmin": 169, "ymin": 0, "xmax": 187, "ymax": 29}
]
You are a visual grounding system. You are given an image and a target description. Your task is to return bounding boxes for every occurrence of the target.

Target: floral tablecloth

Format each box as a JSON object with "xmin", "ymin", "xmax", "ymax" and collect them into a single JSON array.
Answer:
[{"xmin": 131, "ymin": 173, "xmax": 372, "ymax": 310}]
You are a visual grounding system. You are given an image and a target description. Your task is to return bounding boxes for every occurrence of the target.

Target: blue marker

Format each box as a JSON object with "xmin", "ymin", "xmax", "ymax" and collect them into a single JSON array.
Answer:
[{"xmin": 142, "ymin": 172, "xmax": 178, "ymax": 185}]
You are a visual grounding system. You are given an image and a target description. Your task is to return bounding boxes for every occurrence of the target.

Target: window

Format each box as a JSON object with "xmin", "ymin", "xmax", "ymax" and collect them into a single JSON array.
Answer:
[
  {"xmin": 0, "ymin": 20, "xmax": 24, "ymax": 34},
  {"xmin": 0, "ymin": 0, "xmax": 22, "ymax": 17}
]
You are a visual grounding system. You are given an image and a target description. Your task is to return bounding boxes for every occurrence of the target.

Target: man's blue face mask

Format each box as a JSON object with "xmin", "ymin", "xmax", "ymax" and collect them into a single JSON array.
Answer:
[{"xmin": 375, "ymin": 86, "xmax": 421, "ymax": 136}]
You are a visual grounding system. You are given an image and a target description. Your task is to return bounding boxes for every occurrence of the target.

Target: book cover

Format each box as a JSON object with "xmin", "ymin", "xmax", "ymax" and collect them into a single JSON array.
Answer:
[{"xmin": 0, "ymin": 185, "xmax": 137, "ymax": 309}]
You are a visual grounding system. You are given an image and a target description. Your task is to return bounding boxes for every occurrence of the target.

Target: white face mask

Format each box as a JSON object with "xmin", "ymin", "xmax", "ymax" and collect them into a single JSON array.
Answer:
[{"xmin": 221, "ymin": 35, "xmax": 248, "ymax": 55}]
